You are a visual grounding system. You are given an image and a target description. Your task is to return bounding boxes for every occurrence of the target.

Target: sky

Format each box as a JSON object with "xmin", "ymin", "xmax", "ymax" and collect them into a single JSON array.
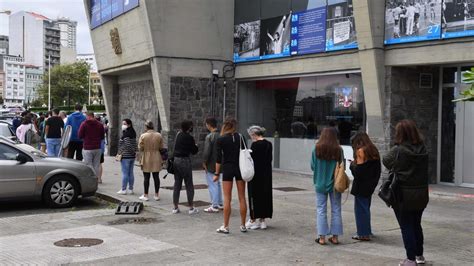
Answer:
[{"xmin": 0, "ymin": 0, "xmax": 94, "ymax": 54}]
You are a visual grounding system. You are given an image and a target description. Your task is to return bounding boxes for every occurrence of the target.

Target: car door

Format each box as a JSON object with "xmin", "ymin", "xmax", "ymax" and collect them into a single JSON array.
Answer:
[{"xmin": 0, "ymin": 143, "xmax": 37, "ymax": 198}]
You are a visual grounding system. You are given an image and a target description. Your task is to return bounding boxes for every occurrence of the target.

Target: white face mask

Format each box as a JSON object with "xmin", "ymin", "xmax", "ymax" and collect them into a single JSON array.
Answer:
[{"xmin": 122, "ymin": 125, "xmax": 128, "ymax": 131}]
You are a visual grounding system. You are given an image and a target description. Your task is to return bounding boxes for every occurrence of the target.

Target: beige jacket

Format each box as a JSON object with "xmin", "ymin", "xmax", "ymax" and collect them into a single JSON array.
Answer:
[{"xmin": 138, "ymin": 130, "xmax": 164, "ymax": 173}]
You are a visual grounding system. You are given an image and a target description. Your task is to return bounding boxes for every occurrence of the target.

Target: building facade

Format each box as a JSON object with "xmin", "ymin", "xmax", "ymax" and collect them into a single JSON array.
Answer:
[
  {"xmin": 77, "ymin": 53, "xmax": 98, "ymax": 72},
  {"xmin": 0, "ymin": 35, "xmax": 8, "ymax": 55},
  {"xmin": 9, "ymin": 11, "xmax": 60, "ymax": 69},
  {"xmin": 54, "ymin": 17, "xmax": 77, "ymax": 51},
  {"xmin": 85, "ymin": 0, "xmax": 474, "ymax": 187},
  {"xmin": 0, "ymin": 55, "xmax": 26, "ymax": 106},
  {"xmin": 25, "ymin": 66, "xmax": 43, "ymax": 105}
]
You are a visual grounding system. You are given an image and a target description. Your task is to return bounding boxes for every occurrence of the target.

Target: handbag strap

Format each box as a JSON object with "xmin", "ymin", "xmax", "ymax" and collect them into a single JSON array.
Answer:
[{"xmin": 239, "ymin": 134, "xmax": 248, "ymax": 150}]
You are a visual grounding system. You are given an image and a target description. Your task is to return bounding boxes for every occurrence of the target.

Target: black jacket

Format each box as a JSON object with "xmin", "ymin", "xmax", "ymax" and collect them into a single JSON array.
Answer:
[
  {"xmin": 350, "ymin": 159, "xmax": 381, "ymax": 198},
  {"xmin": 382, "ymin": 143, "xmax": 429, "ymax": 211},
  {"xmin": 174, "ymin": 132, "xmax": 198, "ymax": 158}
]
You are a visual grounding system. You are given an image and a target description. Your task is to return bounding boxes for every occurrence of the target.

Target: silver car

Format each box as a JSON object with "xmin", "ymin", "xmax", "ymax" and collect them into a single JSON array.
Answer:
[{"xmin": 0, "ymin": 137, "xmax": 98, "ymax": 208}]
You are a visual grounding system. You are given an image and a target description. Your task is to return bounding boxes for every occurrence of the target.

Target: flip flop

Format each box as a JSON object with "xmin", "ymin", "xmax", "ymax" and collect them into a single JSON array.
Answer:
[
  {"xmin": 315, "ymin": 238, "xmax": 326, "ymax": 245},
  {"xmin": 328, "ymin": 236, "xmax": 339, "ymax": 245}
]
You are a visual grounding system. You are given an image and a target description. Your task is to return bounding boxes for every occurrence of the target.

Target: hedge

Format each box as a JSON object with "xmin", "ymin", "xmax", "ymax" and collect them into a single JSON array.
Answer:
[{"xmin": 29, "ymin": 105, "xmax": 106, "ymax": 114}]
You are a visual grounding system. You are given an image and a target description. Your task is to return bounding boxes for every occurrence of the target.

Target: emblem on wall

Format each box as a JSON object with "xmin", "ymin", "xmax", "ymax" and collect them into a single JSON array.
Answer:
[{"xmin": 110, "ymin": 27, "xmax": 122, "ymax": 55}]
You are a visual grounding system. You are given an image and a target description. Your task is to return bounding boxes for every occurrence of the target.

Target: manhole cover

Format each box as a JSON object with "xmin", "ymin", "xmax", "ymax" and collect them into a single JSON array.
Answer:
[
  {"xmin": 273, "ymin": 187, "xmax": 306, "ymax": 192},
  {"xmin": 108, "ymin": 217, "xmax": 159, "ymax": 225},
  {"xmin": 162, "ymin": 184, "xmax": 208, "ymax": 190},
  {"xmin": 179, "ymin": 200, "xmax": 210, "ymax": 207},
  {"xmin": 54, "ymin": 238, "xmax": 103, "ymax": 247}
]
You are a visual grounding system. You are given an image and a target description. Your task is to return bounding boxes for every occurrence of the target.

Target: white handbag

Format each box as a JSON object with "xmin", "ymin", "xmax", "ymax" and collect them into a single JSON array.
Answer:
[{"xmin": 239, "ymin": 134, "xmax": 255, "ymax": 182}]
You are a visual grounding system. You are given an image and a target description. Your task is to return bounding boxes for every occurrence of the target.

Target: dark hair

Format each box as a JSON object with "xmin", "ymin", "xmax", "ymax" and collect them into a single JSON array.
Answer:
[
  {"xmin": 21, "ymin": 114, "xmax": 32, "ymax": 125},
  {"xmin": 86, "ymin": 111, "xmax": 95, "ymax": 117},
  {"xmin": 205, "ymin": 117, "xmax": 217, "ymax": 128},
  {"xmin": 75, "ymin": 104, "xmax": 83, "ymax": 111},
  {"xmin": 316, "ymin": 128, "xmax": 341, "ymax": 161},
  {"xmin": 181, "ymin": 120, "xmax": 193, "ymax": 132},
  {"xmin": 46, "ymin": 111, "xmax": 52, "ymax": 117},
  {"xmin": 394, "ymin": 120, "xmax": 423, "ymax": 145},
  {"xmin": 123, "ymin": 119, "xmax": 133, "ymax": 127},
  {"xmin": 329, "ymin": 120, "xmax": 337, "ymax": 127},
  {"xmin": 52, "ymin": 108, "xmax": 60, "ymax": 115},
  {"xmin": 220, "ymin": 117, "xmax": 237, "ymax": 136},
  {"xmin": 145, "ymin": 120, "xmax": 154, "ymax": 130},
  {"xmin": 351, "ymin": 132, "xmax": 380, "ymax": 161}
]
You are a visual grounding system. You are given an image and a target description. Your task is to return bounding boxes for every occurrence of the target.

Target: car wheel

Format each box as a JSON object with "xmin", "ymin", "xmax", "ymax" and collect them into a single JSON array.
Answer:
[{"xmin": 43, "ymin": 175, "xmax": 79, "ymax": 208}]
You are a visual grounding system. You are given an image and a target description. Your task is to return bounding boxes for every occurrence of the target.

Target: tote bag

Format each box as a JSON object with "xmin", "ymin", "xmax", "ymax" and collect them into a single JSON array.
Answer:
[
  {"xmin": 239, "ymin": 134, "xmax": 254, "ymax": 182},
  {"xmin": 334, "ymin": 149, "xmax": 350, "ymax": 193}
]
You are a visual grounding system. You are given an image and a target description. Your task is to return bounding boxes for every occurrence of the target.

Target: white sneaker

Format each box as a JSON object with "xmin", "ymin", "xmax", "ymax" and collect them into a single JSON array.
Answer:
[
  {"xmin": 127, "ymin": 190, "xmax": 134, "ymax": 195},
  {"xmin": 117, "ymin": 190, "xmax": 127, "ymax": 195},
  {"xmin": 139, "ymin": 195, "xmax": 149, "ymax": 201},
  {"xmin": 260, "ymin": 221, "xmax": 267, "ymax": 230},
  {"xmin": 172, "ymin": 208, "xmax": 180, "ymax": 214},
  {"xmin": 204, "ymin": 206, "xmax": 219, "ymax": 213},
  {"xmin": 218, "ymin": 204, "xmax": 224, "ymax": 210},
  {"xmin": 188, "ymin": 208, "xmax": 199, "ymax": 215},
  {"xmin": 153, "ymin": 196, "xmax": 160, "ymax": 201},
  {"xmin": 245, "ymin": 219, "xmax": 260, "ymax": 230},
  {"xmin": 415, "ymin": 256, "xmax": 426, "ymax": 264}
]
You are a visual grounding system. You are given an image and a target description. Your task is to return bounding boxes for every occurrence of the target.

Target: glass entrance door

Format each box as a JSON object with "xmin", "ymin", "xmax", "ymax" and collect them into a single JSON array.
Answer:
[{"xmin": 440, "ymin": 87, "xmax": 456, "ymax": 183}]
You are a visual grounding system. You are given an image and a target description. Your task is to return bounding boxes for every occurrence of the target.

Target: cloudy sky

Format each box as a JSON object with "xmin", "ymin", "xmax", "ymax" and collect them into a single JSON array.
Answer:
[{"xmin": 0, "ymin": 0, "xmax": 94, "ymax": 54}]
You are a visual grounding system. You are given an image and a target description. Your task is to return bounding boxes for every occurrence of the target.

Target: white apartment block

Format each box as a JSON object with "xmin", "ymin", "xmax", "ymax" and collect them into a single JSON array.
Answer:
[
  {"xmin": 55, "ymin": 17, "xmax": 77, "ymax": 51},
  {"xmin": 77, "ymin": 53, "xmax": 98, "ymax": 72},
  {"xmin": 0, "ymin": 55, "xmax": 26, "ymax": 106}
]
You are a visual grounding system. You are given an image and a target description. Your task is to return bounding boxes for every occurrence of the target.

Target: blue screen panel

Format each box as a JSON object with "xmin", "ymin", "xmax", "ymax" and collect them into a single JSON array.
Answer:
[
  {"xmin": 442, "ymin": 1, "xmax": 474, "ymax": 39},
  {"xmin": 111, "ymin": 0, "xmax": 124, "ymax": 18},
  {"xmin": 100, "ymin": 0, "xmax": 112, "ymax": 23},
  {"xmin": 123, "ymin": 0, "xmax": 139, "ymax": 12},
  {"xmin": 290, "ymin": 7, "xmax": 327, "ymax": 55},
  {"xmin": 90, "ymin": 0, "xmax": 101, "ymax": 29}
]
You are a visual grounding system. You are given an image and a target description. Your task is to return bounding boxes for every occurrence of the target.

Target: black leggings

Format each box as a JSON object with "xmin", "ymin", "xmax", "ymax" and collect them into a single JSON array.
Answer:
[{"xmin": 143, "ymin": 172, "xmax": 160, "ymax": 194}]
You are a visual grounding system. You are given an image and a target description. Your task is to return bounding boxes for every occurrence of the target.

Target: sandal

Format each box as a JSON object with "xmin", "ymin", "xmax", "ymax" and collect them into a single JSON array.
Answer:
[
  {"xmin": 216, "ymin": 225, "xmax": 229, "ymax": 234},
  {"xmin": 315, "ymin": 238, "xmax": 326, "ymax": 245},
  {"xmin": 352, "ymin": 235, "xmax": 371, "ymax": 241},
  {"xmin": 328, "ymin": 236, "xmax": 339, "ymax": 245}
]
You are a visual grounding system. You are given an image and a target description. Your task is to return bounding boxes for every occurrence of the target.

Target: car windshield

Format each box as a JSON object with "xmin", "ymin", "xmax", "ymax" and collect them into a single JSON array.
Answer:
[{"xmin": 17, "ymin": 143, "xmax": 47, "ymax": 158}]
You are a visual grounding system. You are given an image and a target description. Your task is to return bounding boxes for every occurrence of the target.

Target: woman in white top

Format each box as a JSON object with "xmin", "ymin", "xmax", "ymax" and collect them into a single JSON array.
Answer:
[{"xmin": 16, "ymin": 115, "xmax": 37, "ymax": 143}]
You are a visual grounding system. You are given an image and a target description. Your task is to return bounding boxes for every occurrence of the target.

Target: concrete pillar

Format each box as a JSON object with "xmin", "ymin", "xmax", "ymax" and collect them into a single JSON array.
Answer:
[{"xmin": 100, "ymin": 75, "xmax": 119, "ymax": 156}]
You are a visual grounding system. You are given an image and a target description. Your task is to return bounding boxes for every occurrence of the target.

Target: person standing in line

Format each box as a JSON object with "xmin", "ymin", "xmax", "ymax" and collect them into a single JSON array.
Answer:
[
  {"xmin": 45, "ymin": 108, "xmax": 64, "ymax": 157},
  {"xmin": 349, "ymin": 132, "xmax": 381, "ymax": 241},
  {"xmin": 138, "ymin": 120, "xmax": 164, "ymax": 201},
  {"xmin": 215, "ymin": 118, "xmax": 248, "ymax": 234},
  {"xmin": 311, "ymin": 128, "xmax": 344, "ymax": 245},
  {"xmin": 245, "ymin": 125, "xmax": 273, "ymax": 230},
  {"xmin": 406, "ymin": 3, "xmax": 416, "ymax": 36},
  {"xmin": 117, "ymin": 119, "xmax": 138, "ymax": 195},
  {"xmin": 78, "ymin": 112, "xmax": 105, "ymax": 181},
  {"xmin": 59, "ymin": 111, "xmax": 68, "ymax": 124},
  {"xmin": 15, "ymin": 114, "xmax": 36, "ymax": 144},
  {"xmin": 172, "ymin": 120, "xmax": 199, "ymax": 214},
  {"xmin": 202, "ymin": 117, "xmax": 223, "ymax": 213},
  {"xmin": 95, "ymin": 114, "xmax": 105, "ymax": 184},
  {"xmin": 65, "ymin": 104, "xmax": 86, "ymax": 160},
  {"xmin": 383, "ymin": 120, "xmax": 429, "ymax": 266}
]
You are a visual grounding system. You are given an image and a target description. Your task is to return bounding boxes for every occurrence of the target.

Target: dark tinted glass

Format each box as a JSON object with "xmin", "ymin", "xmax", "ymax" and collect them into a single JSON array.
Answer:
[
  {"xmin": 443, "ymin": 67, "xmax": 457, "ymax": 84},
  {"xmin": 235, "ymin": 0, "xmax": 261, "ymax": 24},
  {"xmin": 261, "ymin": 0, "xmax": 291, "ymax": 19}
]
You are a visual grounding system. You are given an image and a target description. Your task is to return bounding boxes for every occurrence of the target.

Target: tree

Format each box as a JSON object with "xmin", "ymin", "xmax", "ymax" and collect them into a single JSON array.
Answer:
[
  {"xmin": 454, "ymin": 67, "xmax": 474, "ymax": 102},
  {"xmin": 37, "ymin": 61, "xmax": 90, "ymax": 108}
]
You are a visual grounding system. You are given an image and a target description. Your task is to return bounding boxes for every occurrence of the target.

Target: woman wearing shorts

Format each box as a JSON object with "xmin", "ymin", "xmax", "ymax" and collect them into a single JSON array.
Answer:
[{"xmin": 214, "ymin": 118, "xmax": 248, "ymax": 234}]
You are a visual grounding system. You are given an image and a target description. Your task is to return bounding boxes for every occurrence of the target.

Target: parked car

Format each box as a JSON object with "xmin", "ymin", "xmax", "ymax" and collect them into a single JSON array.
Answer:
[
  {"xmin": 0, "ymin": 121, "xmax": 16, "ymax": 140},
  {"xmin": 0, "ymin": 137, "xmax": 98, "ymax": 207}
]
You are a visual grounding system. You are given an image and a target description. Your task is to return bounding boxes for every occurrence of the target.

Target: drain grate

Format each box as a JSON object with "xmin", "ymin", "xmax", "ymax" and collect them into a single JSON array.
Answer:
[
  {"xmin": 179, "ymin": 200, "xmax": 210, "ymax": 207},
  {"xmin": 108, "ymin": 217, "xmax": 160, "ymax": 225},
  {"xmin": 273, "ymin": 187, "xmax": 307, "ymax": 192},
  {"xmin": 162, "ymin": 184, "xmax": 208, "ymax": 190},
  {"xmin": 54, "ymin": 238, "xmax": 103, "ymax": 248}
]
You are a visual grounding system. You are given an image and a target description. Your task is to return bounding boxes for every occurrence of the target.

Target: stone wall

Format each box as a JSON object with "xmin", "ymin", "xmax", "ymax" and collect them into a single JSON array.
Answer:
[
  {"xmin": 118, "ymin": 80, "xmax": 161, "ymax": 139},
  {"xmin": 384, "ymin": 66, "xmax": 439, "ymax": 183},
  {"xmin": 168, "ymin": 76, "xmax": 236, "ymax": 168}
]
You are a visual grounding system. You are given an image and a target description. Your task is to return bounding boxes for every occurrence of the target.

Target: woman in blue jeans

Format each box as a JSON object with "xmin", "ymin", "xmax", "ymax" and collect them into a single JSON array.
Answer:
[
  {"xmin": 349, "ymin": 132, "xmax": 381, "ymax": 241},
  {"xmin": 117, "ymin": 119, "xmax": 137, "ymax": 195},
  {"xmin": 311, "ymin": 128, "xmax": 344, "ymax": 245}
]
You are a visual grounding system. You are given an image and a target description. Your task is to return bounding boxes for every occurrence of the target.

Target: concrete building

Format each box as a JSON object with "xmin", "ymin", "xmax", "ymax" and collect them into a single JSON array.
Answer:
[
  {"xmin": 60, "ymin": 47, "xmax": 77, "ymax": 65},
  {"xmin": 25, "ymin": 66, "xmax": 43, "ymax": 105},
  {"xmin": 9, "ymin": 11, "xmax": 60, "ymax": 69},
  {"xmin": 0, "ymin": 35, "xmax": 8, "ymax": 55},
  {"xmin": 84, "ymin": 0, "xmax": 474, "ymax": 187},
  {"xmin": 77, "ymin": 53, "xmax": 98, "ymax": 72},
  {"xmin": 0, "ymin": 71, "xmax": 4, "ymax": 101},
  {"xmin": 54, "ymin": 17, "xmax": 77, "ymax": 51},
  {"xmin": 0, "ymin": 55, "xmax": 26, "ymax": 106}
]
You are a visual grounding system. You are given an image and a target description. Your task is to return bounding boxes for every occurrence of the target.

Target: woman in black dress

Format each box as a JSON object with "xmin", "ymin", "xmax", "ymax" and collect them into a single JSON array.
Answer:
[{"xmin": 245, "ymin": 125, "xmax": 273, "ymax": 230}]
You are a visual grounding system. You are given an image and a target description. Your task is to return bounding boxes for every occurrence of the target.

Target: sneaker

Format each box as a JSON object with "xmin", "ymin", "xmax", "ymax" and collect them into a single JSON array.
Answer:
[
  {"xmin": 204, "ymin": 206, "xmax": 219, "ymax": 213},
  {"xmin": 153, "ymin": 196, "xmax": 160, "ymax": 201},
  {"xmin": 216, "ymin": 225, "xmax": 229, "ymax": 234},
  {"xmin": 127, "ymin": 190, "xmax": 134, "ymax": 195},
  {"xmin": 245, "ymin": 219, "xmax": 260, "ymax": 230},
  {"xmin": 240, "ymin": 225, "xmax": 248, "ymax": 233},
  {"xmin": 188, "ymin": 208, "xmax": 199, "ymax": 215},
  {"xmin": 218, "ymin": 204, "xmax": 224, "ymax": 210},
  {"xmin": 172, "ymin": 208, "xmax": 180, "ymax": 214},
  {"xmin": 117, "ymin": 190, "xmax": 127, "ymax": 195},
  {"xmin": 415, "ymin": 256, "xmax": 426, "ymax": 264},
  {"xmin": 139, "ymin": 195, "xmax": 149, "ymax": 201},
  {"xmin": 260, "ymin": 221, "xmax": 267, "ymax": 230},
  {"xmin": 399, "ymin": 259, "xmax": 416, "ymax": 266}
]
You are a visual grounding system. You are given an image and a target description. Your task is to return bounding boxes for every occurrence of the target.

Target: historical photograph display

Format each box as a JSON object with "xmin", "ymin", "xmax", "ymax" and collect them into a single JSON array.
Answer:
[
  {"xmin": 233, "ymin": 20, "xmax": 261, "ymax": 62},
  {"xmin": 259, "ymin": 14, "xmax": 291, "ymax": 59},
  {"xmin": 326, "ymin": 0, "xmax": 357, "ymax": 51},
  {"xmin": 442, "ymin": 0, "xmax": 474, "ymax": 38}
]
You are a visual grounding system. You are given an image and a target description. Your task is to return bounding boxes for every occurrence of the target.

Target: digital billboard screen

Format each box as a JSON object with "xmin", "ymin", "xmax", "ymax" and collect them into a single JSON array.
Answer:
[
  {"xmin": 442, "ymin": 0, "xmax": 474, "ymax": 39},
  {"xmin": 90, "ymin": 0, "xmax": 139, "ymax": 29},
  {"xmin": 384, "ymin": 0, "xmax": 442, "ymax": 44},
  {"xmin": 260, "ymin": 14, "xmax": 291, "ymax": 60},
  {"xmin": 234, "ymin": 20, "xmax": 261, "ymax": 62},
  {"xmin": 90, "ymin": 0, "xmax": 101, "ymax": 29},
  {"xmin": 326, "ymin": 0, "xmax": 357, "ymax": 51}
]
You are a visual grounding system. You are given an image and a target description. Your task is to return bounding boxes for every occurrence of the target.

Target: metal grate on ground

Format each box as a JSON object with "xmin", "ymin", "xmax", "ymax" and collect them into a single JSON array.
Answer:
[
  {"xmin": 178, "ymin": 200, "xmax": 210, "ymax": 207},
  {"xmin": 273, "ymin": 187, "xmax": 307, "ymax": 192}
]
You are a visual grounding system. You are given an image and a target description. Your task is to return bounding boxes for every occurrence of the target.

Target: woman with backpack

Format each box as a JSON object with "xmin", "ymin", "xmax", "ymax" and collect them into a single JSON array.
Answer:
[{"xmin": 16, "ymin": 114, "xmax": 36, "ymax": 145}]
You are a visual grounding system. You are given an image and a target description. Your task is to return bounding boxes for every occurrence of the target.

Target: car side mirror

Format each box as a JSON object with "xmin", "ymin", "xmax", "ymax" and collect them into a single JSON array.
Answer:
[{"xmin": 16, "ymin": 153, "xmax": 29, "ymax": 164}]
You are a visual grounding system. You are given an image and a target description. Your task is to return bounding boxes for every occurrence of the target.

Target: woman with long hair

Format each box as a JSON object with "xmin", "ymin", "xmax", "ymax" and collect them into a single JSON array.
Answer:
[
  {"xmin": 383, "ymin": 120, "xmax": 429, "ymax": 266},
  {"xmin": 311, "ymin": 128, "xmax": 344, "ymax": 245},
  {"xmin": 117, "ymin": 119, "xmax": 137, "ymax": 195},
  {"xmin": 245, "ymin": 125, "xmax": 273, "ymax": 230},
  {"xmin": 214, "ymin": 118, "xmax": 248, "ymax": 234},
  {"xmin": 349, "ymin": 132, "xmax": 381, "ymax": 241}
]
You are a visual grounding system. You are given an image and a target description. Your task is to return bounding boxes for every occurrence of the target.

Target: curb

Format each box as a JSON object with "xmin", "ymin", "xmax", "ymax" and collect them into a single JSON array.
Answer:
[{"xmin": 95, "ymin": 192, "xmax": 122, "ymax": 204}]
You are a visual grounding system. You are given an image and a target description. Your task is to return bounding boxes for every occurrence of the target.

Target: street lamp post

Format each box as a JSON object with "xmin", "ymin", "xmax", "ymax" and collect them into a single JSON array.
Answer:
[
  {"xmin": 48, "ymin": 55, "xmax": 51, "ymax": 110},
  {"xmin": 88, "ymin": 71, "xmax": 91, "ymax": 106}
]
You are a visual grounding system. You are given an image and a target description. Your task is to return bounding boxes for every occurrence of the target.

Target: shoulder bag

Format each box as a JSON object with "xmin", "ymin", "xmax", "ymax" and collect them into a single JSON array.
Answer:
[
  {"xmin": 334, "ymin": 148, "xmax": 350, "ymax": 193},
  {"xmin": 26, "ymin": 124, "xmax": 41, "ymax": 146},
  {"xmin": 164, "ymin": 132, "xmax": 180, "ymax": 178},
  {"xmin": 378, "ymin": 147, "xmax": 400, "ymax": 207},
  {"xmin": 239, "ymin": 134, "xmax": 255, "ymax": 182}
]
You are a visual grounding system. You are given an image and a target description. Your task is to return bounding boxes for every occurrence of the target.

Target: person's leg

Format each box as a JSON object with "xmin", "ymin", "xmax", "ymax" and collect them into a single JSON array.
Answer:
[
  {"xmin": 182, "ymin": 162, "xmax": 195, "ymax": 208},
  {"xmin": 82, "ymin": 150, "xmax": 93, "ymax": 170},
  {"xmin": 414, "ymin": 210, "xmax": 424, "ymax": 257},
  {"xmin": 120, "ymin": 159, "xmax": 129, "ymax": 191},
  {"xmin": 329, "ymin": 191, "xmax": 343, "ymax": 239},
  {"xmin": 127, "ymin": 159, "xmax": 135, "ymax": 191},
  {"xmin": 92, "ymin": 150, "xmax": 102, "ymax": 178},
  {"xmin": 217, "ymin": 176, "xmax": 223, "ymax": 206},
  {"xmin": 173, "ymin": 167, "xmax": 184, "ymax": 209},
  {"xmin": 46, "ymin": 138, "xmax": 54, "ymax": 157},
  {"xmin": 236, "ymin": 180, "xmax": 247, "ymax": 227},
  {"xmin": 76, "ymin": 142, "xmax": 83, "ymax": 161},
  {"xmin": 143, "ymin": 172, "xmax": 151, "ymax": 196},
  {"xmin": 205, "ymin": 171, "xmax": 218, "ymax": 208},
  {"xmin": 394, "ymin": 209, "xmax": 417, "ymax": 261},
  {"xmin": 152, "ymin": 172, "xmax": 160, "ymax": 196},
  {"xmin": 354, "ymin": 196, "xmax": 371, "ymax": 237},
  {"xmin": 316, "ymin": 192, "xmax": 329, "ymax": 238},
  {"xmin": 66, "ymin": 141, "xmax": 76, "ymax": 159},
  {"xmin": 222, "ymin": 181, "xmax": 233, "ymax": 228}
]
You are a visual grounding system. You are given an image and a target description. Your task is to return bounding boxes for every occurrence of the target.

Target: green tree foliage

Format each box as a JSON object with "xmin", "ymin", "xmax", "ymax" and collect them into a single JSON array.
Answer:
[
  {"xmin": 37, "ymin": 61, "xmax": 90, "ymax": 108},
  {"xmin": 454, "ymin": 67, "xmax": 474, "ymax": 102}
]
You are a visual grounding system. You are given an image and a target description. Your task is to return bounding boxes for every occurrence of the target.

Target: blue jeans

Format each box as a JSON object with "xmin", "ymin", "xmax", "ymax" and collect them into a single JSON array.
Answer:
[
  {"xmin": 46, "ymin": 138, "xmax": 62, "ymax": 157},
  {"xmin": 205, "ymin": 171, "xmax": 223, "ymax": 208},
  {"xmin": 316, "ymin": 191, "xmax": 343, "ymax": 236},
  {"xmin": 354, "ymin": 196, "xmax": 372, "ymax": 237},
  {"xmin": 121, "ymin": 158, "xmax": 135, "ymax": 191}
]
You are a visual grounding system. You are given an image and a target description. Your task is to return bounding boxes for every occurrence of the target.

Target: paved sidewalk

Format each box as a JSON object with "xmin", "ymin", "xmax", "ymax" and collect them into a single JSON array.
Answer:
[{"xmin": 94, "ymin": 156, "xmax": 474, "ymax": 265}]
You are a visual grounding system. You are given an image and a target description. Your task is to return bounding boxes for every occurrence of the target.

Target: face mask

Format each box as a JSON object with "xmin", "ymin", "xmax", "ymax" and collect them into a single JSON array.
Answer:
[{"xmin": 122, "ymin": 125, "xmax": 128, "ymax": 131}]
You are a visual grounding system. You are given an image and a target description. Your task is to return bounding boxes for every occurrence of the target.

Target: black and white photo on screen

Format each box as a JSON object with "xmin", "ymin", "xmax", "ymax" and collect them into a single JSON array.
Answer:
[
  {"xmin": 260, "ymin": 14, "xmax": 291, "ymax": 56},
  {"xmin": 234, "ymin": 20, "xmax": 261, "ymax": 59}
]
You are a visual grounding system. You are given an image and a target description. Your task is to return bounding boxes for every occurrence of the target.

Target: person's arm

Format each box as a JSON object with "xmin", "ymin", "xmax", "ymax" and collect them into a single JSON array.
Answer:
[
  {"xmin": 213, "ymin": 163, "xmax": 221, "ymax": 182},
  {"xmin": 382, "ymin": 146, "xmax": 398, "ymax": 170},
  {"xmin": 356, "ymin": 148, "xmax": 366, "ymax": 164},
  {"xmin": 267, "ymin": 31, "xmax": 274, "ymax": 41},
  {"xmin": 45, "ymin": 125, "xmax": 49, "ymax": 137},
  {"xmin": 78, "ymin": 122, "xmax": 85, "ymax": 140},
  {"xmin": 202, "ymin": 135, "xmax": 211, "ymax": 170},
  {"xmin": 213, "ymin": 138, "xmax": 223, "ymax": 182},
  {"xmin": 311, "ymin": 148, "xmax": 316, "ymax": 171},
  {"xmin": 138, "ymin": 135, "xmax": 145, "ymax": 152},
  {"xmin": 190, "ymin": 136, "xmax": 198, "ymax": 155}
]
